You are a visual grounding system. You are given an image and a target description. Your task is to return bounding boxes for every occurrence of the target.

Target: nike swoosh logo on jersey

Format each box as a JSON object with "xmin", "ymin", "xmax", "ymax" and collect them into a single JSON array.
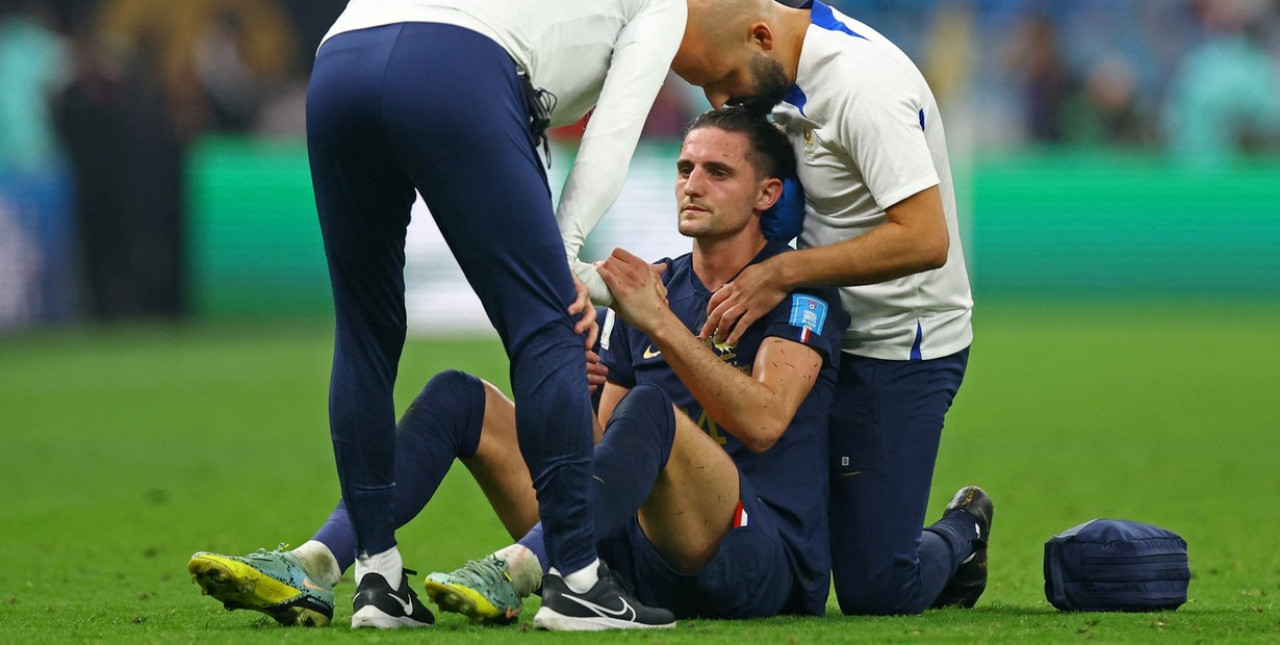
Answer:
[
  {"xmin": 563, "ymin": 594, "xmax": 636, "ymax": 621},
  {"xmin": 642, "ymin": 346, "xmax": 661, "ymax": 359}
]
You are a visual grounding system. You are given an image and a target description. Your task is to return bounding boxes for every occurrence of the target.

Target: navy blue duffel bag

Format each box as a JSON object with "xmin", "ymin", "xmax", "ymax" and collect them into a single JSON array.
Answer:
[{"xmin": 1044, "ymin": 519, "xmax": 1190, "ymax": 612}]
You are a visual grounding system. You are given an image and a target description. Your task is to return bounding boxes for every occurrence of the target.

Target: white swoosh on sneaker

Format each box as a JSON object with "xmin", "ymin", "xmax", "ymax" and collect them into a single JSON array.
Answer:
[
  {"xmin": 388, "ymin": 591, "xmax": 415, "ymax": 615},
  {"xmin": 563, "ymin": 594, "xmax": 635, "ymax": 621}
]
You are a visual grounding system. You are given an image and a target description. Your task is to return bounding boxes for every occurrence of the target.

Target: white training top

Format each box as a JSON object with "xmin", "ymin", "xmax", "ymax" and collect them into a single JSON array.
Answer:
[
  {"xmin": 771, "ymin": 1, "xmax": 973, "ymax": 361},
  {"xmin": 323, "ymin": 0, "xmax": 689, "ymax": 304}
]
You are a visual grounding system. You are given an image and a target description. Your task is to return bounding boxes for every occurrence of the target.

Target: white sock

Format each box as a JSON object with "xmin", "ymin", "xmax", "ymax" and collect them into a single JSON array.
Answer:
[
  {"xmin": 559, "ymin": 558, "xmax": 600, "ymax": 594},
  {"xmin": 354, "ymin": 546, "xmax": 403, "ymax": 591},
  {"xmin": 290, "ymin": 540, "xmax": 342, "ymax": 589},
  {"xmin": 493, "ymin": 544, "xmax": 542, "ymax": 597}
]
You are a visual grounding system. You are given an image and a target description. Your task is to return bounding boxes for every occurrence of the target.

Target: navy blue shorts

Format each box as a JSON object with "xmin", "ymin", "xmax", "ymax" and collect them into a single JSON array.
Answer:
[{"xmin": 596, "ymin": 471, "xmax": 793, "ymax": 619}]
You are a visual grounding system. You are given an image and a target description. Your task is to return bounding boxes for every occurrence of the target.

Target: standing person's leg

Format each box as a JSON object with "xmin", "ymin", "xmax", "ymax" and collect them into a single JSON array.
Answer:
[
  {"xmin": 306, "ymin": 25, "xmax": 419, "ymax": 595},
  {"xmin": 828, "ymin": 349, "xmax": 975, "ymax": 615},
  {"xmin": 373, "ymin": 24, "xmax": 598, "ymax": 585},
  {"xmin": 189, "ymin": 26, "xmax": 438, "ymax": 629}
]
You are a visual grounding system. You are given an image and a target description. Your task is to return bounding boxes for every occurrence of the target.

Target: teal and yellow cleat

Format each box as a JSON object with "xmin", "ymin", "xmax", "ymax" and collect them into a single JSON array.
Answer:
[
  {"xmin": 424, "ymin": 556, "xmax": 522, "ymax": 625},
  {"xmin": 188, "ymin": 546, "xmax": 334, "ymax": 626}
]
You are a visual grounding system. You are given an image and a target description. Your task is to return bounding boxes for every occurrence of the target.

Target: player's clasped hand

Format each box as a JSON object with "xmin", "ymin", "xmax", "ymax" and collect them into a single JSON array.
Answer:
[
  {"xmin": 596, "ymin": 248, "xmax": 669, "ymax": 332},
  {"xmin": 699, "ymin": 260, "xmax": 788, "ymax": 346}
]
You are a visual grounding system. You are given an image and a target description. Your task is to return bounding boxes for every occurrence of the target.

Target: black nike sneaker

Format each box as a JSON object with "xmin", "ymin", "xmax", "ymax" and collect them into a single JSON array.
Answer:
[
  {"xmin": 532, "ymin": 561, "xmax": 675, "ymax": 631},
  {"xmin": 350, "ymin": 568, "xmax": 435, "ymax": 629},
  {"xmin": 933, "ymin": 486, "xmax": 994, "ymax": 609}
]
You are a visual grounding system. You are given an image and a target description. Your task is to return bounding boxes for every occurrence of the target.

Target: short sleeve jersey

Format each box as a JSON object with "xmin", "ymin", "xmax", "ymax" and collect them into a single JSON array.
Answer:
[
  {"xmin": 772, "ymin": 1, "xmax": 973, "ymax": 361},
  {"xmin": 598, "ymin": 241, "xmax": 849, "ymax": 615}
]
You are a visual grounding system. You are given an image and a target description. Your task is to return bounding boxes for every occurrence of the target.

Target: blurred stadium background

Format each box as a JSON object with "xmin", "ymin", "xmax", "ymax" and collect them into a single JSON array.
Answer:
[{"xmin": 1, "ymin": 0, "xmax": 1278, "ymax": 331}]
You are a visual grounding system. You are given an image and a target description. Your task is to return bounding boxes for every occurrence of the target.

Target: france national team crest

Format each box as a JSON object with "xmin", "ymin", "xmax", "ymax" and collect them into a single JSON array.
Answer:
[{"xmin": 788, "ymin": 294, "xmax": 829, "ymax": 343}]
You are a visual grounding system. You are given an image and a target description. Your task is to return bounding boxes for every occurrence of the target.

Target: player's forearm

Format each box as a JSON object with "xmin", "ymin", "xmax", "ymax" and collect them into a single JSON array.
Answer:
[
  {"xmin": 555, "ymin": 115, "xmax": 646, "ymax": 306},
  {"xmin": 557, "ymin": 9, "xmax": 682, "ymax": 304},
  {"xmin": 776, "ymin": 221, "xmax": 948, "ymax": 289},
  {"xmin": 645, "ymin": 314, "xmax": 792, "ymax": 453},
  {"xmin": 778, "ymin": 187, "xmax": 950, "ymax": 288}
]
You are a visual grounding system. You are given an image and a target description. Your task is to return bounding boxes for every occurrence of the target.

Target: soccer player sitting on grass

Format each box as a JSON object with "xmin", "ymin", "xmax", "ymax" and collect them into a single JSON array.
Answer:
[{"xmin": 428, "ymin": 107, "xmax": 850, "ymax": 626}]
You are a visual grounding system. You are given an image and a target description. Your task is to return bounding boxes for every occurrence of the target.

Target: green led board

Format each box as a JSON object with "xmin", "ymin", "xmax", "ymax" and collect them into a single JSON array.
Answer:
[{"xmin": 187, "ymin": 138, "xmax": 1280, "ymax": 316}]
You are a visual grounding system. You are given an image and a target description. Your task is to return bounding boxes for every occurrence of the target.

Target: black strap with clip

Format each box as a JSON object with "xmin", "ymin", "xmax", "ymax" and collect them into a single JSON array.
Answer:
[{"xmin": 518, "ymin": 72, "xmax": 557, "ymax": 168}]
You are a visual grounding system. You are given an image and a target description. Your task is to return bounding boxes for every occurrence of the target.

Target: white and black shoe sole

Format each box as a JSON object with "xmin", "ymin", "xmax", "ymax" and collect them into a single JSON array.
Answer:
[
  {"xmin": 531, "ymin": 606, "xmax": 675, "ymax": 631},
  {"xmin": 350, "ymin": 604, "xmax": 434, "ymax": 629}
]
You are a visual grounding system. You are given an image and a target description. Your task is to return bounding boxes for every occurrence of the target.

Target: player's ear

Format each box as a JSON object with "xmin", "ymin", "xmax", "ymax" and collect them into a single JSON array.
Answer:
[
  {"xmin": 748, "ymin": 21, "xmax": 775, "ymax": 52},
  {"xmin": 756, "ymin": 176, "xmax": 783, "ymax": 211}
]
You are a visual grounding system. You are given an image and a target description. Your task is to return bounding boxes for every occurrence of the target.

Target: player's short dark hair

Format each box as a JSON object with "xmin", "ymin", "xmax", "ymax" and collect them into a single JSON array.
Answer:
[{"xmin": 685, "ymin": 106, "xmax": 797, "ymax": 182}]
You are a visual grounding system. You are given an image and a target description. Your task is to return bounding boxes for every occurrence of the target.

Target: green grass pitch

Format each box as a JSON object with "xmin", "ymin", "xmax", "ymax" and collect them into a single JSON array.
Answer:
[{"xmin": 1, "ymin": 301, "xmax": 1277, "ymax": 643}]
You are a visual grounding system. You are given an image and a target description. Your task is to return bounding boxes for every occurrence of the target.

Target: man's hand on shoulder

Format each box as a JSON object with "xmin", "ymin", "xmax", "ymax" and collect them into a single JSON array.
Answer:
[
  {"xmin": 596, "ymin": 248, "xmax": 671, "ymax": 335},
  {"xmin": 699, "ymin": 256, "xmax": 790, "ymax": 346}
]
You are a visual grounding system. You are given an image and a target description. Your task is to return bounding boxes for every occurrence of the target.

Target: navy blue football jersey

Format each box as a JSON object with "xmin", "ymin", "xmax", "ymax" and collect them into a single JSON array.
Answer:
[{"xmin": 599, "ymin": 240, "xmax": 849, "ymax": 615}]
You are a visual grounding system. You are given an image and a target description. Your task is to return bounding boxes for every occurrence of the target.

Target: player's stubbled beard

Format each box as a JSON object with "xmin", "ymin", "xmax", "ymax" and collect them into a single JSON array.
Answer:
[{"xmin": 733, "ymin": 54, "xmax": 790, "ymax": 116}]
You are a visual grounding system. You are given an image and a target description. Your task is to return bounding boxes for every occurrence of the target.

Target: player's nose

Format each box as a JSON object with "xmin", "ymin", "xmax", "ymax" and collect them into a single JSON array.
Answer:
[
  {"xmin": 704, "ymin": 89, "xmax": 729, "ymax": 110},
  {"xmin": 682, "ymin": 169, "xmax": 707, "ymax": 195}
]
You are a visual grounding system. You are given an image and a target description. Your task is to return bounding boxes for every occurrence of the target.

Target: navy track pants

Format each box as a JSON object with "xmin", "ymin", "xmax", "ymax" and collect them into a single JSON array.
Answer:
[{"xmin": 306, "ymin": 22, "xmax": 597, "ymax": 573}]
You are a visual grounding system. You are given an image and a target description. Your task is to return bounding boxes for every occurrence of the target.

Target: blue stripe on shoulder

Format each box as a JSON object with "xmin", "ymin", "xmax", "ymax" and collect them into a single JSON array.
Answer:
[
  {"xmin": 809, "ymin": 1, "xmax": 868, "ymax": 40},
  {"xmin": 784, "ymin": 85, "xmax": 808, "ymax": 115}
]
